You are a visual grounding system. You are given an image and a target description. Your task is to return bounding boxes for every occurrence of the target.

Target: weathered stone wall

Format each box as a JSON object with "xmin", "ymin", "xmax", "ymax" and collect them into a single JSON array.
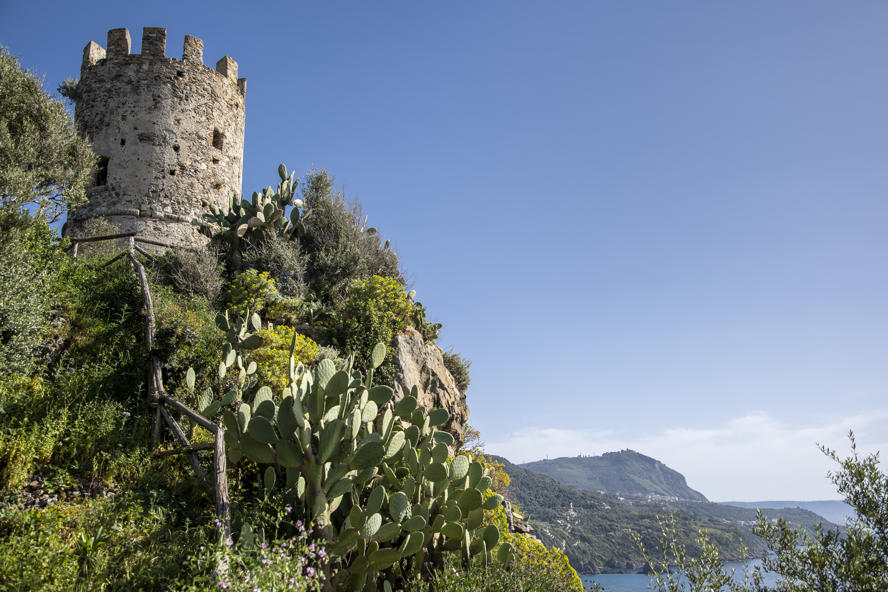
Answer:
[
  {"xmin": 65, "ymin": 27, "xmax": 246, "ymax": 248},
  {"xmin": 391, "ymin": 328, "xmax": 470, "ymax": 443}
]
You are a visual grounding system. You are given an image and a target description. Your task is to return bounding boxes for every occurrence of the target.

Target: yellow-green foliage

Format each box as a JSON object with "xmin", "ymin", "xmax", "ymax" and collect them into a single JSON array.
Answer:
[
  {"xmin": 0, "ymin": 374, "xmax": 65, "ymax": 491},
  {"xmin": 250, "ymin": 326, "xmax": 318, "ymax": 390},
  {"xmin": 226, "ymin": 269, "xmax": 280, "ymax": 319},
  {"xmin": 486, "ymin": 503, "xmax": 583, "ymax": 592},
  {"xmin": 334, "ymin": 275, "xmax": 412, "ymax": 382},
  {"xmin": 0, "ymin": 495, "xmax": 212, "ymax": 591}
]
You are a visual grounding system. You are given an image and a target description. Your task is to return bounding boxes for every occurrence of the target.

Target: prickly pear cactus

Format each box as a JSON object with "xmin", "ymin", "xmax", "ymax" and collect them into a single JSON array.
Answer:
[
  {"xmin": 191, "ymin": 311, "xmax": 514, "ymax": 590},
  {"xmin": 199, "ymin": 164, "xmax": 305, "ymax": 266}
]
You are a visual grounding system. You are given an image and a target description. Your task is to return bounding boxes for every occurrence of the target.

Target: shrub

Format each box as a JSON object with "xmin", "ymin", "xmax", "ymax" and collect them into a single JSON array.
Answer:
[
  {"xmin": 153, "ymin": 247, "xmax": 224, "ymax": 304},
  {"xmin": 443, "ymin": 349, "xmax": 472, "ymax": 394},
  {"xmin": 299, "ymin": 170, "xmax": 401, "ymax": 302},
  {"xmin": 153, "ymin": 285, "xmax": 226, "ymax": 394},
  {"xmin": 226, "ymin": 269, "xmax": 280, "ymax": 319},
  {"xmin": 0, "ymin": 494, "xmax": 214, "ymax": 590},
  {"xmin": 0, "ymin": 374, "xmax": 63, "ymax": 490},
  {"xmin": 333, "ymin": 275, "xmax": 412, "ymax": 385},
  {"xmin": 406, "ymin": 555, "xmax": 585, "ymax": 592},
  {"xmin": 242, "ymin": 235, "xmax": 307, "ymax": 298},
  {"xmin": 174, "ymin": 515, "xmax": 326, "ymax": 592},
  {"xmin": 249, "ymin": 325, "xmax": 318, "ymax": 390},
  {"xmin": 0, "ymin": 210, "xmax": 64, "ymax": 376}
]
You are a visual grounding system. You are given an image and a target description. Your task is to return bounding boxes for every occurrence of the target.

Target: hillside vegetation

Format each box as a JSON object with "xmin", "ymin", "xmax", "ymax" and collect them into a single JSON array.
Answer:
[
  {"xmin": 496, "ymin": 456, "xmax": 836, "ymax": 574},
  {"xmin": 520, "ymin": 450, "xmax": 708, "ymax": 502},
  {"xmin": 0, "ymin": 48, "xmax": 583, "ymax": 592}
]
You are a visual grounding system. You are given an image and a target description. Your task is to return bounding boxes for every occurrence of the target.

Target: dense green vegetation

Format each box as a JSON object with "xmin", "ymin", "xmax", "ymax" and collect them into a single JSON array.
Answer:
[
  {"xmin": 520, "ymin": 450, "xmax": 708, "ymax": 502},
  {"xmin": 0, "ymin": 49, "xmax": 579, "ymax": 591},
  {"xmin": 495, "ymin": 455, "xmax": 836, "ymax": 574}
]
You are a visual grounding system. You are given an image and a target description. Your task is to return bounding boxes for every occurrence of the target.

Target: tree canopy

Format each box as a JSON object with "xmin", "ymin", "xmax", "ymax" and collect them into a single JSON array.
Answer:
[{"xmin": 0, "ymin": 46, "xmax": 94, "ymax": 222}]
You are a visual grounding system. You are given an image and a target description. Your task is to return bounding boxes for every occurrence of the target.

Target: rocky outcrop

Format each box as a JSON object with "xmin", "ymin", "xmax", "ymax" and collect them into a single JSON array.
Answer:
[{"xmin": 391, "ymin": 328, "xmax": 469, "ymax": 443}]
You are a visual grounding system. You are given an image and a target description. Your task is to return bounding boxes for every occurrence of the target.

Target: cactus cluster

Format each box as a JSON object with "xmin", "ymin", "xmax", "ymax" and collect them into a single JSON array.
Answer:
[
  {"xmin": 200, "ymin": 164, "xmax": 304, "ymax": 256},
  {"xmin": 190, "ymin": 310, "xmax": 514, "ymax": 590}
]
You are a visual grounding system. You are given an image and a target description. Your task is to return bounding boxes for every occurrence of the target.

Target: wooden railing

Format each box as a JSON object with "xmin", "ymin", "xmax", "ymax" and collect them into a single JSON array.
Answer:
[{"xmin": 67, "ymin": 233, "xmax": 231, "ymax": 545}]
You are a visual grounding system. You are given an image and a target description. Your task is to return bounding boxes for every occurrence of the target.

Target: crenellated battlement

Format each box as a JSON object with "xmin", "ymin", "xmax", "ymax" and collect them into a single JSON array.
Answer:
[
  {"xmin": 80, "ymin": 27, "xmax": 246, "ymax": 96},
  {"xmin": 67, "ymin": 26, "xmax": 247, "ymax": 250}
]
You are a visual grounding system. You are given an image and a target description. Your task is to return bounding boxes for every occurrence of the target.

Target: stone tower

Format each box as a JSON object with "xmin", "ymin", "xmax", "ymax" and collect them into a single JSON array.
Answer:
[{"xmin": 65, "ymin": 27, "xmax": 246, "ymax": 248}]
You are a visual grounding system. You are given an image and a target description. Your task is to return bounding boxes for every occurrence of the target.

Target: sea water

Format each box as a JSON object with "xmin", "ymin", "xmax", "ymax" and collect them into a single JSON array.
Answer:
[{"xmin": 582, "ymin": 560, "xmax": 778, "ymax": 591}]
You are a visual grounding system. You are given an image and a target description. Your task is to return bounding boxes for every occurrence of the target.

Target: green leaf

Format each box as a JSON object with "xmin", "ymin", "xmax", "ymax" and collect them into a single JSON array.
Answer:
[
  {"xmin": 403, "ymin": 515, "xmax": 426, "ymax": 532},
  {"xmin": 202, "ymin": 400, "xmax": 222, "ymax": 418},
  {"xmin": 247, "ymin": 416, "xmax": 278, "ymax": 444},
  {"xmin": 361, "ymin": 400, "xmax": 378, "ymax": 424},
  {"xmin": 393, "ymin": 396, "xmax": 417, "ymax": 419},
  {"xmin": 367, "ymin": 485, "xmax": 386, "ymax": 515},
  {"xmin": 400, "ymin": 531, "xmax": 424, "ymax": 557},
  {"xmin": 240, "ymin": 334, "xmax": 263, "ymax": 350},
  {"xmin": 217, "ymin": 361, "xmax": 227, "ymax": 379},
  {"xmin": 428, "ymin": 408, "xmax": 449, "ymax": 427},
  {"xmin": 425, "ymin": 462, "xmax": 447, "ymax": 483},
  {"xmin": 369, "ymin": 547, "xmax": 401, "ymax": 571},
  {"xmin": 385, "ymin": 431, "xmax": 406, "ymax": 459},
  {"xmin": 441, "ymin": 521, "xmax": 464, "ymax": 540},
  {"xmin": 482, "ymin": 494, "xmax": 504, "ymax": 510},
  {"xmin": 319, "ymin": 419, "xmax": 346, "ymax": 463},
  {"xmin": 220, "ymin": 389, "xmax": 237, "ymax": 406},
  {"xmin": 326, "ymin": 370, "xmax": 349, "ymax": 396},
  {"xmin": 215, "ymin": 313, "xmax": 230, "ymax": 332},
  {"xmin": 433, "ymin": 431, "xmax": 454, "ymax": 447},
  {"xmin": 483, "ymin": 524, "xmax": 500, "ymax": 549},
  {"xmin": 263, "ymin": 466, "xmax": 276, "ymax": 492},
  {"xmin": 374, "ymin": 521, "xmax": 401, "ymax": 542},
  {"xmin": 222, "ymin": 410, "xmax": 239, "ymax": 434},
  {"xmin": 237, "ymin": 403, "xmax": 251, "ymax": 432},
  {"xmin": 255, "ymin": 399, "xmax": 276, "ymax": 420},
  {"xmin": 276, "ymin": 440, "xmax": 303, "ymax": 468},
  {"xmin": 278, "ymin": 396, "xmax": 303, "ymax": 436},
  {"xmin": 497, "ymin": 542, "xmax": 514, "ymax": 564},
  {"xmin": 360, "ymin": 512, "xmax": 382, "ymax": 539},
  {"xmin": 467, "ymin": 461, "xmax": 483, "ymax": 488},
  {"xmin": 351, "ymin": 441, "xmax": 385, "ymax": 470},
  {"xmin": 250, "ymin": 312, "xmax": 262, "ymax": 332},
  {"xmin": 241, "ymin": 434, "xmax": 275, "ymax": 464},
  {"xmin": 185, "ymin": 367, "xmax": 195, "ymax": 390},
  {"xmin": 444, "ymin": 505, "xmax": 462, "ymax": 522},
  {"xmin": 458, "ymin": 488, "xmax": 482, "ymax": 512},
  {"xmin": 370, "ymin": 342, "xmax": 386, "ymax": 369},
  {"xmin": 465, "ymin": 508, "xmax": 483, "ymax": 531},
  {"xmin": 367, "ymin": 385, "xmax": 394, "ymax": 406},
  {"xmin": 389, "ymin": 491, "xmax": 411, "ymax": 523},
  {"xmin": 432, "ymin": 442, "xmax": 449, "ymax": 464},
  {"xmin": 450, "ymin": 456, "xmax": 470, "ymax": 481},
  {"xmin": 316, "ymin": 359, "xmax": 336, "ymax": 389}
]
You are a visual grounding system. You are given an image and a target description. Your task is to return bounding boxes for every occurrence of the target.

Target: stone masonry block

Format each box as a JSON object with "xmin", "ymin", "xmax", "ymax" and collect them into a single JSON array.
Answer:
[
  {"xmin": 182, "ymin": 35, "xmax": 203, "ymax": 64},
  {"xmin": 107, "ymin": 28, "xmax": 131, "ymax": 57},
  {"xmin": 82, "ymin": 41, "xmax": 106, "ymax": 71},
  {"xmin": 141, "ymin": 27, "xmax": 166, "ymax": 57},
  {"xmin": 215, "ymin": 56, "xmax": 238, "ymax": 81}
]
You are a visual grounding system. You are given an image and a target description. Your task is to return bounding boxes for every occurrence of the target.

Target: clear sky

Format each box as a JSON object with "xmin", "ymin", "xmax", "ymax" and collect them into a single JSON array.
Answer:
[{"xmin": 3, "ymin": 0, "xmax": 887, "ymax": 501}]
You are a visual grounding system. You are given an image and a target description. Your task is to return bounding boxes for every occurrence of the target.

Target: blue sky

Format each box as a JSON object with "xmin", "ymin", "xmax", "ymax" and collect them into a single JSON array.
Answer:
[{"xmin": 3, "ymin": 1, "xmax": 887, "ymax": 500}]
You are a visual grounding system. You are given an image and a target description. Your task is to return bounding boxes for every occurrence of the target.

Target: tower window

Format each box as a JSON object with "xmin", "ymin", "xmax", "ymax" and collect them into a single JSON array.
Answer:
[
  {"xmin": 120, "ymin": 138, "xmax": 126, "ymax": 146},
  {"xmin": 212, "ymin": 129, "xmax": 224, "ymax": 151},
  {"xmin": 95, "ymin": 156, "xmax": 109, "ymax": 186}
]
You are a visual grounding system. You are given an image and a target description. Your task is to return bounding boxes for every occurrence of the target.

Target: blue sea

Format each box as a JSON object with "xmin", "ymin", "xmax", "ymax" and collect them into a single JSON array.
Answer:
[{"xmin": 582, "ymin": 561, "xmax": 778, "ymax": 591}]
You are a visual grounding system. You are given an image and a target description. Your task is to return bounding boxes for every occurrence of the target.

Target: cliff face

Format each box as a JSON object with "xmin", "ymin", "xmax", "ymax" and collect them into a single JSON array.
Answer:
[{"xmin": 391, "ymin": 328, "xmax": 469, "ymax": 443}]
